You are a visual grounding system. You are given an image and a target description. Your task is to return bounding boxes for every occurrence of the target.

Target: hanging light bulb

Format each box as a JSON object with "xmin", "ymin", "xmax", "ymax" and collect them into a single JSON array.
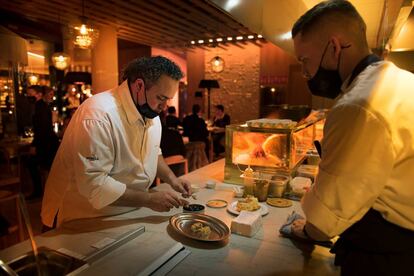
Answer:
[
  {"xmin": 70, "ymin": 0, "xmax": 99, "ymax": 49},
  {"xmin": 71, "ymin": 21, "xmax": 99, "ymax": 49},
  {"xmin": 51, "ymin": 52, "xmax": 71, "ymax": 70},
  {"xmin": 210, "ymin": 56, "xmax": 225, "ymax": 73},
  {"xmin": 28, "ymin": 75, "xmax": 38, "ymax": 85}
]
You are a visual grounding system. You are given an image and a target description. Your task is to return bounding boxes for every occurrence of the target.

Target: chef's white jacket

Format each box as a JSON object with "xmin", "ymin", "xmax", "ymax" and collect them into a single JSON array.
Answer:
[
  {"xmin": 302, "ymin": 61, "xmax": 414, "ymax": 237},
  {"xmin": 41, "ymin": 81, "xmax": 162, "ymax": 227}
]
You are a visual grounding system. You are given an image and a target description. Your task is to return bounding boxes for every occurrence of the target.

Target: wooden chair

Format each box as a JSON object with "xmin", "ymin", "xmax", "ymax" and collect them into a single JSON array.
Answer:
[
  {"xmin": 185, "ymin": 142, "xmax": 209, "ymax": 172},
  {"xmin": 156, "ymin": 155, "xmax": 188, "ymax": 185},
  {"xmin": 0, "ymin": 193, "xmax": 25, "ymax": 249}
]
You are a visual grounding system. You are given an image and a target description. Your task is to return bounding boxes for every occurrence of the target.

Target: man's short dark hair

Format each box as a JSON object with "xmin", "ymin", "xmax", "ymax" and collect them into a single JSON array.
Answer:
[
  {"xmin": 215, "ymin": 104, "xmax": 224, "ymax": 112},
  {"xmin": 122, "ymin": 56, "xmax": 184, "ymax": 89},
  {"xmin": 292, "ymin": 0, "xmax": 366, "ymax": 39},
  {"xmin": 192, "ymin": 104, "xmax": 201, "ymax": 114},
  {"xmin": 167, "ymin": 106, "xmax": 176, "ymax": 114}
]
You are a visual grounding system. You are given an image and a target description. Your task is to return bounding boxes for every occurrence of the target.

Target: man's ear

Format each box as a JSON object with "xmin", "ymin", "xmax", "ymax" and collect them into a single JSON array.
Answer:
[
  {"xmin": 134, "ymin": 79, "xmax": 144, "ymax": 93},
  {"xmin": 330, "ymin": 36, "xmax": 342, "ymax": 59}
]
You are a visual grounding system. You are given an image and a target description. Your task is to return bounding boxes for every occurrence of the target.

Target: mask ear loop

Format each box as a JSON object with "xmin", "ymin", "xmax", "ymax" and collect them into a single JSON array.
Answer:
[{"xmin": 336, "ymin": 44, "xmax": 351, "ymax": 74}]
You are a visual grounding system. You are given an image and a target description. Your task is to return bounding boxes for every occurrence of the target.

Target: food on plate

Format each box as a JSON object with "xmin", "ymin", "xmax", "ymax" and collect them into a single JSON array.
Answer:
[
  {"xmin": 190, "ymin": 222, "xmax": 211, "ymax": 238},
  {"xmin": 207, "ymin": 199, "xmax": 227, "ymax": 208},
  {"xmin": 236, "ymin": 195, "xmax": 260, "ymax": 212}
]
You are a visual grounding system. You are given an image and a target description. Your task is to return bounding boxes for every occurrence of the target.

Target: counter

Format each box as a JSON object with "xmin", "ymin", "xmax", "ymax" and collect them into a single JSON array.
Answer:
[{"xmin": 0, "ymin": 159, "xmax": 339, "ymax": 275}]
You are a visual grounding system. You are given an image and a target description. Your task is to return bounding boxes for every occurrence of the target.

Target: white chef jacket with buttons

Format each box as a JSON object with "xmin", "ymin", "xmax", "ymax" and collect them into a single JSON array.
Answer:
[
  {"xmin": 302, "ymin": 61, "xmax": 414, "ymax": 237},
  {"xmin": 41, "ymin": 80, "xmax": 162, "ymax": 227}
]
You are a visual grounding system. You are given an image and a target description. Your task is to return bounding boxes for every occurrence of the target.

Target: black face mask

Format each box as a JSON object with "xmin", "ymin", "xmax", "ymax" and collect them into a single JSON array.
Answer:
[
  {"xmin": 136, "ymin": 85, "xmax": 159, "ymax": 119},
  {"xmin": 307, "ymin": 42, "xmax": 349, "ymax": 99}
]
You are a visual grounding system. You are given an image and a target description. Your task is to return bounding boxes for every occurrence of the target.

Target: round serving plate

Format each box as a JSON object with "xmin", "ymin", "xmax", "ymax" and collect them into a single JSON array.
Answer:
[
  {"xmin": 227, "ymin": 201, "xmax": 269, "ymax": 216},
  {"xmin": 169, "ymin": 213, "xmax": 230, "ymax": 242}
]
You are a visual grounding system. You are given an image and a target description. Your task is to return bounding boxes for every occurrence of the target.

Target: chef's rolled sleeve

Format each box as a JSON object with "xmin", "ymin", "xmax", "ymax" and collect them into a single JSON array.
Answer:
[
  {"xmin": 73, "ymin": 118, "xmax": 126, "ymax": 209},
  {"xmin": 302, "ymin": 103, "xmax": 395, "ymax": 237}
]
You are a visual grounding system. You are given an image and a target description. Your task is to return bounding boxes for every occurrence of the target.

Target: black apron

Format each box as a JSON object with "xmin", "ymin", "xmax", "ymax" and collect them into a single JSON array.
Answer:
[
  {"xmin": 331, "ymin": 209, "xmax": 414, "ymax": 276},
  {"xmin": 330, "ymin": 55, "xmax": 414, "ymax": 275}
]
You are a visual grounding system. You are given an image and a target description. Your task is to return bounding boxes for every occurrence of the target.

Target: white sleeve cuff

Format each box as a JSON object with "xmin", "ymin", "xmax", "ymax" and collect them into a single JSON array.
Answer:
[
  {"xmin": 301, "ymin": 188, "xmax": 354, "ymax": 237},
  {"xmin": 89, "ymin": 179, "xmax": 126, "ymax": 210}
]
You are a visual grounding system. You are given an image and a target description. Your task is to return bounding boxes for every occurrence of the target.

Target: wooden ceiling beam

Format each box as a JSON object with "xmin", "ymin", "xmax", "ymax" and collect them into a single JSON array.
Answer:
[
  {"xmin": 107, "ymin": 0, "xmax": 210, "ymax": 38},
  {"xmin": 65, "ymin": 0, "xmax": 191, "ymax": 42}
]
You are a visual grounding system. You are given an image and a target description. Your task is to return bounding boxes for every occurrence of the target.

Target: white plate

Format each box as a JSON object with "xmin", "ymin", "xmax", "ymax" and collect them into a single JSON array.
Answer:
[{"xmin": 227, "ymin": 201, "xmax": 269, "ymax": 216}]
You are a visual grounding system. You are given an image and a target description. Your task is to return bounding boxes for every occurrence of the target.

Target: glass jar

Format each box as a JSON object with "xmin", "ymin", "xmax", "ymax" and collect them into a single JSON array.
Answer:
[
  {"xmin": 268, "ymin": 175, "xmax": 289, "ymax": 198},
  {"xmin": 253, "ymin": 179, "xmax": 269, "ymax": 202}
]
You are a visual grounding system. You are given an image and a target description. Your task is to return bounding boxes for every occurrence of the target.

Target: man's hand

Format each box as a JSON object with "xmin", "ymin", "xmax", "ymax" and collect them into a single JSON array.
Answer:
[
  {"xmin": 291, "ymin": 218, "xmax": 307, "ymax": 239},
  {"xmin": 169, "ymin": 177, "xmax": 192, "ymax": 198},
  {"xmin": 146, "ymin": 191, "xmax": 189, "ymax": 212}
]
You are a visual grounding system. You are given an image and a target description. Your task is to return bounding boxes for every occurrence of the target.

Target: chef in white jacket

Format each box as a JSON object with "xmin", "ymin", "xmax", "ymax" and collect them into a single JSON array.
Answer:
[{"xmin": 41, "ymin": 56, "xmax": 191, "ymax": 228}]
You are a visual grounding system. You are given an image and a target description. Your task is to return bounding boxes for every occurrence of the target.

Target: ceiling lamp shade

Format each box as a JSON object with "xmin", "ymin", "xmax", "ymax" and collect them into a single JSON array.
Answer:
[
  {"xmin": 199, "ymin": 79, "xmax": 220, "ymax": 89},
  {"xmin": 51, "ymin": 52, "xmax": 71, "ymax": 70},
  {"xmin": 70, "ymin": 20, "xmax": 99, "ymax": 49},
  {"xmin": 210, "ymin": 56, "xmax": 225, "ymax": 72}
]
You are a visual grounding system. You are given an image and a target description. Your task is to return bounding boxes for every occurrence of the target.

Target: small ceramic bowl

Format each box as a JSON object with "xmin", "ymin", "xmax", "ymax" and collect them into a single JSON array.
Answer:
[
  {"xmin": 205, "ymin": 180, "xmax": 216, "ymax": 189},
  {"xmin": 183, "ymin": 204, "xmax": 205, "ymax": 214},
  {"xmin": 191, "ymin": 185, "xmax": 200, "ymax": 193}
]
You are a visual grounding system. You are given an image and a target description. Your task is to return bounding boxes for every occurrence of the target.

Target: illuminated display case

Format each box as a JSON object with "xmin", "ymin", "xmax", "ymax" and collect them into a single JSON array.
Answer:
[{"xmin": 224, "ymin": 113, "xmax": 326, "ymax": 185}]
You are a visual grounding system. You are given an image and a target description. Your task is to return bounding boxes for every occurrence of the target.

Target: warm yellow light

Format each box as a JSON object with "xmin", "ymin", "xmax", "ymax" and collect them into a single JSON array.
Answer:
[
  {"xmin": 236, "ymin": 36, "xmax": 243, "ymax": 40},
  {"xmin": 227, "ymin": 37, "xmax": 233, "ymax": 41},
  {"xmin": 210, "ymin": 56, "xmax": 224, "ymax": 73},
  {"xmin": 191, "ymin": 40, "xmax": 195, "ymax": 44},
  {"xmin": 257, "ymin": 34, "xmax": 263, "ymax": 38},
  {"xmin": 208, "ymin": 39, "xmax": 213, "ymax": 43},
  {"xmin": 28, "ymin": 75, "xmax": 38, "ymax": 85},
  {"xmin": 79, "ymin": 24, "xmax": 88, "ymax": 35},
  {"xmin": 216, "ymin": 38, "xmax": 223, "ymax": 42},
  {"xmin": 28, "ymin": 52, "xmax": 45, "ymax": 59},
  {"xmin": 52, "ymin": 52, "xmax": 71, "ymax": 70},
  {"xmin": 271, "ymin": 88, "xmax": 276, "ymax": 92},
  {"xmin": 72, "ymin": 23, "xmax": 99, "ymax": 49},
  {"xmin": 198, "ymin": 39, "xmax": 204, "ymax": 44},
  {"xmin": 247, "ymin": 35, "xmax": 254, "ymax": 39}
]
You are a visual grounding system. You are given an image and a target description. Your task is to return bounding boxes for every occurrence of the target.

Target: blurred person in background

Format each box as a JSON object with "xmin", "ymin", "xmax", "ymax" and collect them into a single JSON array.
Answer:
[
  {"xmin": 211, "ymin": 104, "xmax": 230, "ymax": 157},
  {"xmin": 165, "ymin": 106, "xmax": 181, "ymax": 130},
  {"xmin": 26, "ymin": 85, "xmax": 59, "ymax": 198}
]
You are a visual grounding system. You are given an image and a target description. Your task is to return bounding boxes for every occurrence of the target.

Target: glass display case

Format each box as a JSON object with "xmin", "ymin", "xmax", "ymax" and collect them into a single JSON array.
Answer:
[{"xmin": 224, "ymin": 112, "xmax": 326, "ymax": 185}]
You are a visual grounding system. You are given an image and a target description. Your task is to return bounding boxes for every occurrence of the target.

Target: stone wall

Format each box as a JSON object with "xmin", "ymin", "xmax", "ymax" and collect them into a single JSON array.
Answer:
[{"xmin": 205, "ymin": 44, "xmax": 261, "ymax": 124}]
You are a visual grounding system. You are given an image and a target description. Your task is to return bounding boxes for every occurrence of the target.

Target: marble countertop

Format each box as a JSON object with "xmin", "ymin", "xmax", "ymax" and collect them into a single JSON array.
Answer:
[{"xmin": 0, "ymin": 159, "xmax": 339, "ymax": 275}]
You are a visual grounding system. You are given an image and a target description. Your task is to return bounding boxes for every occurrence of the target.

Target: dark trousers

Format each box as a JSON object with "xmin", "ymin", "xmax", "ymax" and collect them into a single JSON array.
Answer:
[{"xmin": 331, "ymin": 209, "xmax": 414, "ymax": 276}]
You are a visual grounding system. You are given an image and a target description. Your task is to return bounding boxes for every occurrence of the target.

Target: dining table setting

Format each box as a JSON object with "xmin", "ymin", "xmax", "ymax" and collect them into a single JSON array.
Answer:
[{"xmin": 0, "ymin": 159, "xmax": 339, "ymax": 275}]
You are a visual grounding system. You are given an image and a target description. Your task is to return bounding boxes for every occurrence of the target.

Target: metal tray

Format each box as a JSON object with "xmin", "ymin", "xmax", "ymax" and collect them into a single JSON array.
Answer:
[{"xmin": 169, "ymin": 213, "xmax": 230, "ymax": 242}]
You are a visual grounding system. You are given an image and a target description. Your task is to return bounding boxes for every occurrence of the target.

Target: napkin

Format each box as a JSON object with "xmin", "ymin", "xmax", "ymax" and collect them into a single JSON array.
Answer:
[{"xmin": 279, "ymin": 211, "xmax": 332, "ymax": 248}]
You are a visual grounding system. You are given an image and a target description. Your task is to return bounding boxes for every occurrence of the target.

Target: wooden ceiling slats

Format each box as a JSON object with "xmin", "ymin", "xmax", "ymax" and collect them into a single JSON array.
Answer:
[
  {"xmin": 111, "ymin": 0, "xmax": 209, "ymax": 38},
  {"xmin": 154, "ymin": 0, "xmax": 237, "ymax": 38},
  {"xmin": 87, "ymin": 0, "xmax": 204, "ymax": 39},
  {"xmin": 1, "ymin": 0, "xmax": 259, "ymax": 49}
]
